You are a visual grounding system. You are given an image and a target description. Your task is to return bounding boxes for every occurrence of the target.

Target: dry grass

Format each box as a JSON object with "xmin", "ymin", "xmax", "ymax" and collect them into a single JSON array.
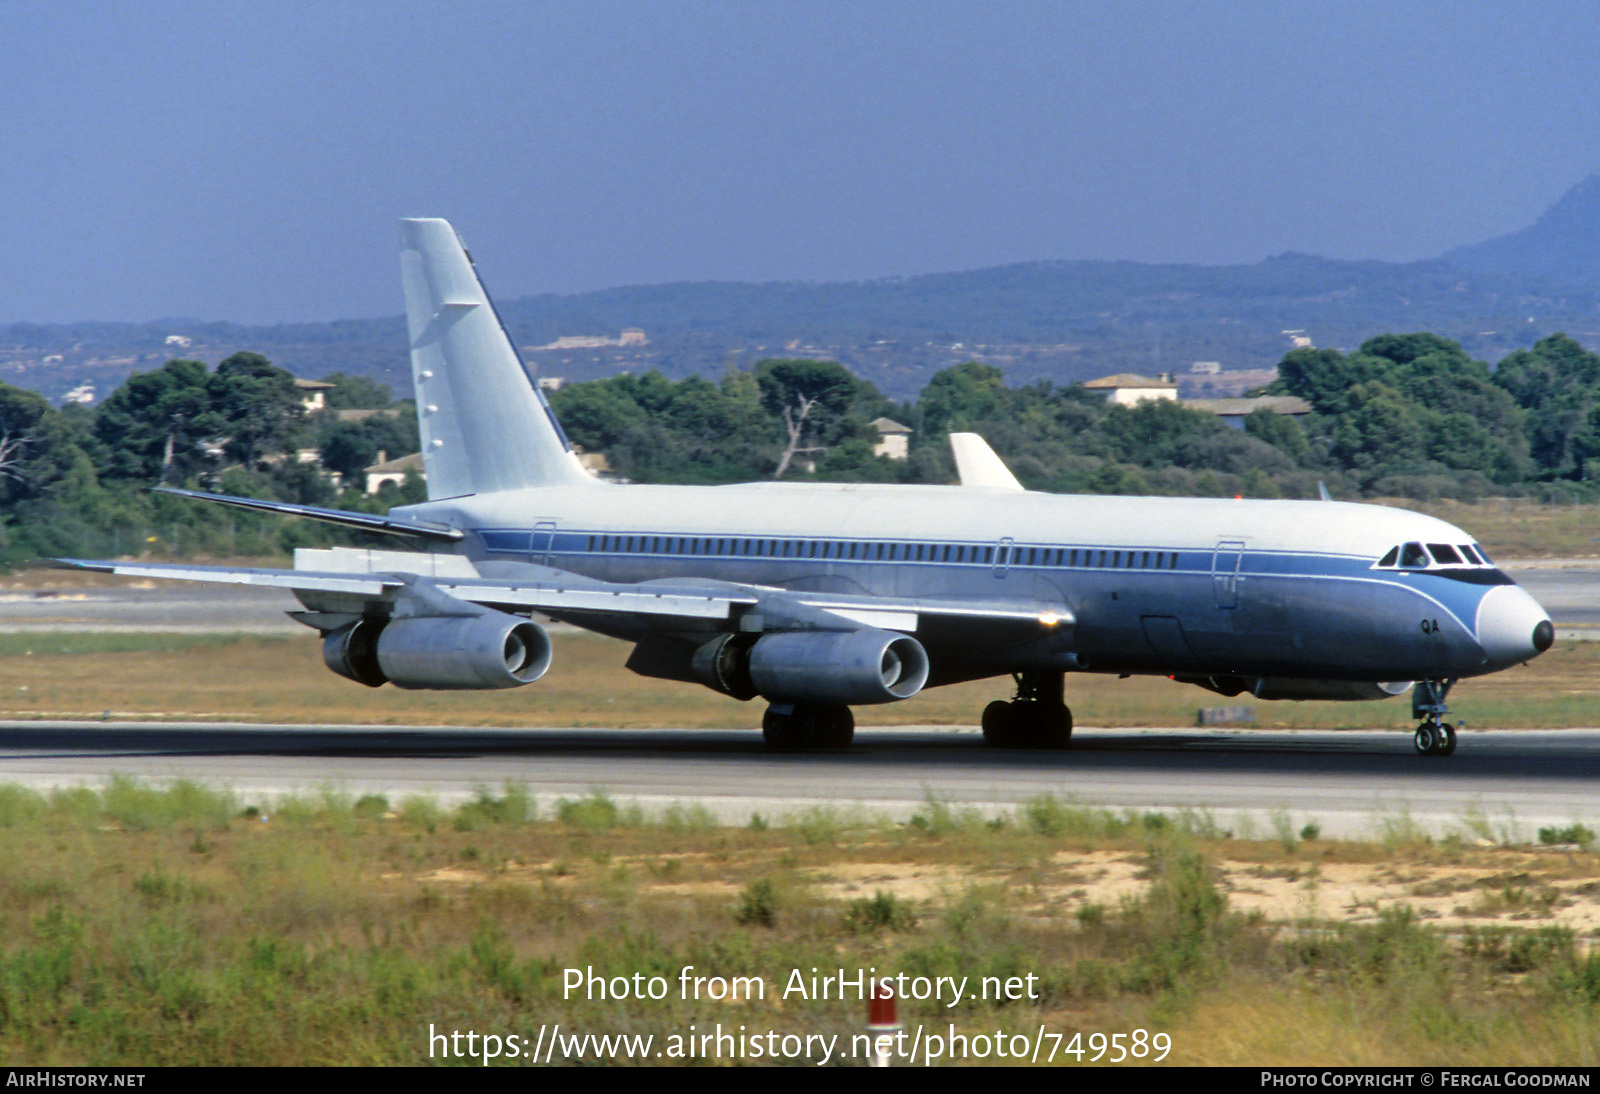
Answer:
[{"xmin": 0, "ymin": 784, "xmax": 1595, "ymax": 1066}]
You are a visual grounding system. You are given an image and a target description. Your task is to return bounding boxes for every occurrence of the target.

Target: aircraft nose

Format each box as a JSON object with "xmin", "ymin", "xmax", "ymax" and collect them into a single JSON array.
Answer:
[{"xmin": 1475, "ymin": 584, "xmax": 1554, "ymax": 667}]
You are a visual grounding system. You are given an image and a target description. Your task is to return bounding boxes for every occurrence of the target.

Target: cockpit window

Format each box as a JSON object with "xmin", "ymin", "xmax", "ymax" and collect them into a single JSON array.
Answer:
[
  {"xmin": 1376, "ymin": 540, "xmax": 1495, "ymax": 571},
  {"xmin": 1427, "ymin": 543, "xmax": 1463, "ymax": 565}
]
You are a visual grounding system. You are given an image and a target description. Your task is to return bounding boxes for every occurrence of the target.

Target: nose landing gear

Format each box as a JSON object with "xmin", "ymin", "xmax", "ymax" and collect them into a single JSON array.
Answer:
[{"xmin": 1412, "ymin": 678, "xmax": 1458, "ymax": 756}]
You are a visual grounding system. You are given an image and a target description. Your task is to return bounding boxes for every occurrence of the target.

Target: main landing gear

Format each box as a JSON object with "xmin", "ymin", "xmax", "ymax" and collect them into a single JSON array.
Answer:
[
  {"xmin": 762, "ymin": 703, "xmax": 854, "ymax": 749},
  {"xmin": 982, "ymin": 670, "xmax": 1073, "ymax": 749},
  {"xmin": 1412, "ymin": 678, "xmax": 1457, "ymax": 757}
]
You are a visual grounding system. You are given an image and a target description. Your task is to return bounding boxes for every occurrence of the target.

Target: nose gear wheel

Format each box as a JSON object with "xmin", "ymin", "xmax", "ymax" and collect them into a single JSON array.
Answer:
[{"xmin": 1414, "ymin": 720, "xmax": 1457, "ymax": 756}]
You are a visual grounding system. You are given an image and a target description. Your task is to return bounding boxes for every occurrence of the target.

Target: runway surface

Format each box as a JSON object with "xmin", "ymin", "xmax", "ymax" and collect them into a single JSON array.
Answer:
[
  {"xmin": 1504, "ymin": 562, "xmax": 1600, "ymax": 632},
  {"xmin": 0, "ymin": 720, "xmax": 1594, "ymax": 842},
  {"xmin": 0, "ymin": 582, "xmax": 303, "ymax": 633}
]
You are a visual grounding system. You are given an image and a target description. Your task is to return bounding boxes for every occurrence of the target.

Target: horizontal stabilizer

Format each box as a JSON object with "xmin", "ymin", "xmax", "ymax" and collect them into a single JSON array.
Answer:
[
  {"xmin": 153, "ymin": 486, "xmax": 464, "ymax": 541},
  {"xmin": 949, "ymin": 433, "xmax": 1024, "ymax": 491}
]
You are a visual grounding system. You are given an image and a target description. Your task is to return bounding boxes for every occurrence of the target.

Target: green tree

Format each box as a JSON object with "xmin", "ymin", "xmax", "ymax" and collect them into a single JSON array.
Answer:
[
  {"xmin": 1494, "ymin": 333, "xmax": 1600, "ymax": 477},
  {"xmin": 91, "ymin": 358, "xmax": 220, "ymax": 482},
  {"xmin": 1330, "ymin": 381, "xmax": 1427, "ymax": 473},
  {"xmin": 1244, "ymin": 408, "xmax": 1310, "ymax": 463},
  {"xmin": 0, "ymin": 383, "xmax": 97, "ymax": 506},
  {"xmin": 916, "ymin": 362, "xmax": 1008, "ymax": 440},
  {"xmin": 755, "ymin": 359, "xmax": 878, "ymax": 478},
  {"xmin": 549, "ymin": 370, "xmax": 781, "ymax": 484},
  {"xmin": 318, "ymin": 421, "xmax": 380, "ymax": 481},
  {"xmin": 206, "ymin": 352, "xmax": 303, "ymax": 468},
  {"xmin": 1272, "ymin": 348, "xmax": 1394, "ymax": 413},
  {"xmin": 317, "ymin": 372, "xmax": 392, "ymax": 410}
]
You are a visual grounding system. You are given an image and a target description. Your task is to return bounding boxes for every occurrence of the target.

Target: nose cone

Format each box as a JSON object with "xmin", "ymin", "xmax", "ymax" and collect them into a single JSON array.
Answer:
[{"xmin": 1475, "ymin": 584, "xmax": 1554, "ymax": 668}]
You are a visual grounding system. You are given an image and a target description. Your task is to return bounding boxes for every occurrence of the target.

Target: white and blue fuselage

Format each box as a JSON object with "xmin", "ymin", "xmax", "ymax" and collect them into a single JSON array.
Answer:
[{"xmin": 399, "ymin": 481, "xmax": 1552, "ymax": 691}]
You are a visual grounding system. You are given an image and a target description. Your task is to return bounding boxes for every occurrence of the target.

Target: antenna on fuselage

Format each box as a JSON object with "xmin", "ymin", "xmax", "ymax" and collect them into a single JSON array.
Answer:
[{"xmin": 1318, "ymin": 481, "xmax": 1334, "ymax": 502}]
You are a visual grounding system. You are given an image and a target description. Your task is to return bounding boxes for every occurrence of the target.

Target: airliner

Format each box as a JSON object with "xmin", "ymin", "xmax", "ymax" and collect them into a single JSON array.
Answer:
[{"xmin": 61, "ymin": 219, "xmax": 1555, "ymax": 755}]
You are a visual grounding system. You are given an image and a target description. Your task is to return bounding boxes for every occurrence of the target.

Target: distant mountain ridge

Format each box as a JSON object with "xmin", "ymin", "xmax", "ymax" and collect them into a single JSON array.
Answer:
[
  {"xmin": 6, "ymin": 176, "xmax": 1600, "ymax": 400},
  {"xmin": 1443, "ymin": 174, "xmax": 1600, "ymax": 286}
]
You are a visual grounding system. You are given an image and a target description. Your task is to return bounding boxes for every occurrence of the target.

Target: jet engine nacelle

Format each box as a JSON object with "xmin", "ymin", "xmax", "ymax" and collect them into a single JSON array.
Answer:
[
  {"xmin": 322, "ymin": 612, "xmax": 551, "ymax": 690},
  {"xmin": 742, "ymin": 628, "xmax": 930, "ymax": 706}
]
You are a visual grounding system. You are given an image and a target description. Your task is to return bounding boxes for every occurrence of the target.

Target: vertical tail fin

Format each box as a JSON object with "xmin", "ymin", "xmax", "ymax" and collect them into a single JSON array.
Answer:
[{"xmin": 399, "ymin": 218, "xmax": 595, "ymax": 498}]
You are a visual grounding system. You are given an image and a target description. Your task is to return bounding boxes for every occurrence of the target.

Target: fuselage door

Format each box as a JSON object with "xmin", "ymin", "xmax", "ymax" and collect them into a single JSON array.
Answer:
[
  {"xmin": 1212, "ymin": 540, "xmax": 1245, "ymax": 609},
  {"xmin": 993, "ymin": 537, "xmax": 1014, "ymax": 578},
  {"xmin": 531, "ymin": 521, "xmax": 557, "ymax": 566}
]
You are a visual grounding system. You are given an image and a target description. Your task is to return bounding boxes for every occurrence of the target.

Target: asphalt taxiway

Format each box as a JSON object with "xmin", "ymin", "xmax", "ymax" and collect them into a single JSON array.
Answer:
[{"xmin": 0, "ymin": 720, "xmax": 1592, "ymax": 842}]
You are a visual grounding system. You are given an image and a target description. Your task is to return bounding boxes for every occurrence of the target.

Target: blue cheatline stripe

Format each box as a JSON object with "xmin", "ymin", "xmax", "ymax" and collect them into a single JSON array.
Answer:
[
  {"xmin": 466, "ymin": 525, "xmax": 1501, "ymax": 626},
  {"xmin": 475, "ymin": 526, "xmax": 1371, "ymax": 571},
  {"xmin": 472, "ymin": 524, "xmax": 1509, "ymax": 585}
]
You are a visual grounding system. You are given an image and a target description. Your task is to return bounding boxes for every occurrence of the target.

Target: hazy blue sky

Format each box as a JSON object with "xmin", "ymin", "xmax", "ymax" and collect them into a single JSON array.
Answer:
[{"xmin": 4, "ymin": 1, "xmax": 1599, "ymax": 324}]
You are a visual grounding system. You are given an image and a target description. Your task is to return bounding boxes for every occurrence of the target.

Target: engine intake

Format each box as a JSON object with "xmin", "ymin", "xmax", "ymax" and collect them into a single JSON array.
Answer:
[
  {"xmin": 744, "ymin": 628, "xmax": 929, "ymax": 705},
  {"xmin": 322, "ymin": 612, "xmax": 551, "ymax": 690}
]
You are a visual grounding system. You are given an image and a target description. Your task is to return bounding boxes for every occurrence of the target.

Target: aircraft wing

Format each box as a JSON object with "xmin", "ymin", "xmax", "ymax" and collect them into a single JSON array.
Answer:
[
  {"xmin": 54, "ymin": 557, "xmax": 751, "ymax": 623},
  {"xmin": 53, "ymin": 555, "xmax": 1073, "ymax": 636}
]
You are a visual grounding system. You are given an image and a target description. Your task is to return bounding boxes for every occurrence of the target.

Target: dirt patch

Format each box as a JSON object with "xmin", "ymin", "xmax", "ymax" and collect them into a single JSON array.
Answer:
[
  {"xmin": 377, "ymin": 843, "xmax": 1600, "ymax": 935},
  {"xmin": 810, "ymin": 862, "xmax": 986, "ymax": 903},
  {"xmin": 800, "ymin": 849, "xmax": 1600, "ymax": 934}
]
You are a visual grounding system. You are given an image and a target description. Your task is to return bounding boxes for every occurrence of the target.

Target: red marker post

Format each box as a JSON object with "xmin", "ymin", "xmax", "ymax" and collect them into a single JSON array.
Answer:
[{"xmin": 867, "ymin": 978, "xmax": 900, "ymax": 1067}]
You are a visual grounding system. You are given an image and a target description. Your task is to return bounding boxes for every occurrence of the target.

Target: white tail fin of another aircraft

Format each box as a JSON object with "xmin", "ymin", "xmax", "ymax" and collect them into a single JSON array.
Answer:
[
  {"xmin": 949, "ymin": 433, "xmax": 1024, "ymax": 491},
  {"xmin": 399, "ymin": 218, "xmax": 596, "ymax": 498}
]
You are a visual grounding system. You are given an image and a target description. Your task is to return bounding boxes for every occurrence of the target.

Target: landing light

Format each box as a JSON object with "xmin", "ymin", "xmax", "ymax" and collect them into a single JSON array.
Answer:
[{"xmin": 1038, "ymin": 613, "xmax": 1062, "ymax": 627}]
